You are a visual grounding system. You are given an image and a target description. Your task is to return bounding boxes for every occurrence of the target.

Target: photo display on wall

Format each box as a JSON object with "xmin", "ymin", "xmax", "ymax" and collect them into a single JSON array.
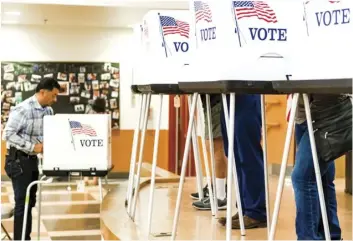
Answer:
[{"xmin": 1, "ymin": 62, "xmax": 120, "ymax": 130}]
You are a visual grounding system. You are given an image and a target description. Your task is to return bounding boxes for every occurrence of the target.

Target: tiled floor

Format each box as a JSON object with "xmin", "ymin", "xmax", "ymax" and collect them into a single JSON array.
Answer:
[{"xmin": 1, "ymin": 178, "xmax": 123, "ymax": 240}]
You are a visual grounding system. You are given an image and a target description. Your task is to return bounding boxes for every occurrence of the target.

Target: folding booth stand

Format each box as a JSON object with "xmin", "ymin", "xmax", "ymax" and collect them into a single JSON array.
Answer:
[
  {"xmin": 22, "ymin": 114, "xmax": 113, "ymax": 241},
  {"xmin": 126, "ymin": 9, "xmax": 228, "ymax": 238}
]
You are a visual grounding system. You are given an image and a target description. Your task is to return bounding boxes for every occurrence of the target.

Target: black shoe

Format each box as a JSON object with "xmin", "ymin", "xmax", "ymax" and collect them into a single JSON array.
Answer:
[
  {"xmin": 192, "ymin": 197, "xmax": 227, "ymax": 210},
  {"xmin": 190, "ymin": 184, "xmax": 210, "ymax": 200}
]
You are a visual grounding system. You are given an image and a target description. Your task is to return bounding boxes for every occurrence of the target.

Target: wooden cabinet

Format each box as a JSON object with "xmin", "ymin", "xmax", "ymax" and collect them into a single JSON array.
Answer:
[{"xmin": 264, "ymin": 95, "xmax": 295, "ymax": 166}]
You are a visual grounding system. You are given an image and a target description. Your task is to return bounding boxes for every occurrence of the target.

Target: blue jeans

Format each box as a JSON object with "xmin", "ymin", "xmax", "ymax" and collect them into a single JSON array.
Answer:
[
  {"xmin": 291, "ymin": 122, "xmax": 341, "ymax": 240},
  {"xmin": 220, "ymin": 94, "xmax": 266, "ymax": 221}
]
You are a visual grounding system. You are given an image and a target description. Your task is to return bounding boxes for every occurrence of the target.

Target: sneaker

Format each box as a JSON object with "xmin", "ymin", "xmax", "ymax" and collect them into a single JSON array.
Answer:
[
  {"xmin": 192, "ymin": 197, "xmax": 227, "ymax": 210},
  {"xmin": 190, "ymin": 184, "xmax": 210, "ymax": 200},
  {"xmin": 218, "ymin": 213, "xmax": 239, "ymax": 226},
  {"xmin": 190, "ymin": 184, "xmax": 227, "ymax": 200},
  {"xmin": 231, "ymin": 216, "xmax": 267, "ymax": 229}
]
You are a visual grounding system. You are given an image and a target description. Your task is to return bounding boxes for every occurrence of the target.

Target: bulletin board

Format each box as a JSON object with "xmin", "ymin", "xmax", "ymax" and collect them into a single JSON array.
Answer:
[{"xmin": 1, "ymin": 62, "xmax": 120, "ymax": 130}]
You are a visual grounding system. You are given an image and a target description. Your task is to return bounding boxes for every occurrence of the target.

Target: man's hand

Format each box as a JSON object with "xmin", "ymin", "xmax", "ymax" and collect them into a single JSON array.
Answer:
[{"xmin": 33, "ymin": 143, "xmax": 43, "ymax": 153}]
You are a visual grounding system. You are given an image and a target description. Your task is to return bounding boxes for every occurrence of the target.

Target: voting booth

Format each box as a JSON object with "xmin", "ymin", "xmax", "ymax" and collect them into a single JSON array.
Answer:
[
  {"xmin": 178, "ymin": 0, "xmax": 306, "ymax": 93},
  {"xmin": 131, "ymin": 10, "xmax": 194, "ymax": 94},
  {"xmin": 273, "ymin": 0, "xmax": 353, "ymax": 94},
  {"xmin": 42, "ymin": 114, "xmax": 112, "ymax": 177}
]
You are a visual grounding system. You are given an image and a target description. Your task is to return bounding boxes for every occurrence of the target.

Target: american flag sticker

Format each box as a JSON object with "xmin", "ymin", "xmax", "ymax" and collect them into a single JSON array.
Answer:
[
  {"xmin": 69, "ymin": 120, "xmax": 97, "ymax": 136},
  {"xmin": 233, "ymin": 1, "xmax": 278, "ymax": 23},
  {"xmin": 159, "ymin": 15, "xmax": 190, "ymax": 38},
  {"xmin": 194, "ymin": 1, "xmax": 213, "ymax": 23}
]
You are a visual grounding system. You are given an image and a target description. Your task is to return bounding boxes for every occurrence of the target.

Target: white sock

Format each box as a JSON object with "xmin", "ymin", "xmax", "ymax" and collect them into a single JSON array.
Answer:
[{"xmin": 216, "ymin": 178, "xmax": 226, "ymax": 200}]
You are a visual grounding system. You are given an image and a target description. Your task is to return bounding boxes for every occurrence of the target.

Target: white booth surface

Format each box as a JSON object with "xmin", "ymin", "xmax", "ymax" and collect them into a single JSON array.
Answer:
[
  {"xmin": 43, "ymin": 114, "xmax": 112, "ymax": 176},
  {"xmin": 304, "ymin": 0, "xmax": 352, "ymax": 41},
  {"xmin": 289, "ymin": 0, "xmax": 353, "ymax": 81},
  {"xmin": 132, "ymin": 10, "xmax": 193, "ymax": 86},
  {"xmin": 192, "ymin": 0, "xmax": 306, "ymax": 51},
  {"xmin": 178, "ymin": 0, "xmax": 352, "ymax": 84},
  {"xmin": 177, "ymin": 0, "xmax": 305, "ymax": 84}
]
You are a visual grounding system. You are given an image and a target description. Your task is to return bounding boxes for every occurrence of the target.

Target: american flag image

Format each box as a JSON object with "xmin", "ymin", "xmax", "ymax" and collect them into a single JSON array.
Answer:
[
  {"xmin": 194, "ymin": 1, "xmax": 212, "ymax": 23},
  {"xmin": 69, "ymin": 120, "xmax": 97, "ymax": 136},
  {"xmin": 159, "ymin": 15, "xmax": 190, "ymax": 38},
  {"xmin": 233, "ymin": 1, "xmax": 278, "ymax": 23}
]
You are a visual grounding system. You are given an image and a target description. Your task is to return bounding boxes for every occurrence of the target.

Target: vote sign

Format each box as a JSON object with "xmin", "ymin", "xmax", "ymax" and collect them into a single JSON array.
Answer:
[
  {"xmin": 43, "ymin": 114, "xmax": 112, "ymax": 172},
  {"xmin": 304, "ymin": 0, "xmax": 351, "ymax": 41},
  {"xmin": 141, "ymin": 10, "xmax": 192, "ymax": 58}
]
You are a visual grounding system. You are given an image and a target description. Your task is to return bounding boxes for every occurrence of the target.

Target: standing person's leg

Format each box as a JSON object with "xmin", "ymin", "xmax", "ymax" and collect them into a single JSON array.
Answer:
[
  {"xmin": 318, "ymin": 164, "xmax": 341, "ymax": 240},
  {"xmin": 232, "ymin": 94, "xmax": 266, "ymax": 228},
  {"xmin": 218, "ymin": 95, "xmax": 244, "ymax": 224},
  {"xmin": 192, "ymin": 101, "xmax": 227, "ymax": 210},
  {"xmin": 218, "ymin": 94, "xmax": 266, "ymax": 228},
  {"xmin": 292, "ymin": 122, "xmax": 341, "ymax": 240},
  {"xmin": 7, "ymin": 155, "xmax": 39, "ymax": 240}
]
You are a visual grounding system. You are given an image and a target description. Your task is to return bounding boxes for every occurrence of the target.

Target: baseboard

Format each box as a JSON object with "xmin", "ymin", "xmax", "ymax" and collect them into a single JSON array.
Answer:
[{"xmin": 270, "ymin": 164, "xmax": 294, "ymax": 176}]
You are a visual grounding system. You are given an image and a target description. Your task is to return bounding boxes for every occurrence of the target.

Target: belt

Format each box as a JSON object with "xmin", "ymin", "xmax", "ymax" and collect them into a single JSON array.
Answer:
[{"xmin": 7, "ymin": 148, "xmax": 38, "ymax": 159}]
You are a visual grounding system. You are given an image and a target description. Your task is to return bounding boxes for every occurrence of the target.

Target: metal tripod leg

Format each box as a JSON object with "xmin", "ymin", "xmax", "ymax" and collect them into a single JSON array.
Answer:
[
  {"xmin": 189, "ymin": 95, "xmax": 204, "ymax": 201},
  {"xmin": 221, "ymin": 94, "xmax": 245, "ymax": 236},
  {"xmin": 303, "ymin": 94, "xmax": 330, "ymax": 241},
  {"xmin": 21, "ymin": 177, "xmax": 53, "ymax": 241},
  {"xmin": 147, "ymin": 94, "xmax": 163, "ymax": 235},
  {"xmin": 269, "ymin": 93, "xmax": 299, "ymax": 240},
  {"xmin": 171, "ymin": 93, "xmax": 198, "ymax": 240},
  {"xmin": 194, "ymin": 95, "xmax": 216, "ymax": 215},
  {"xmin": 205, "ymin": 94, "xmax": 218, "ymax": 218},
  {"xmin": 131, "ymin": 93, "xmax": 152, "ymax": 220},
  {"xmin": 126, "ymin": 94, "xmax": 146, "ymax": 213},
  {"xmin": 225, "ymin": 93, "xmax": 236, "ymax": 241},
  {"xmin": 261, "ymin": 94, "xmax": 270, "ymax": 238}
]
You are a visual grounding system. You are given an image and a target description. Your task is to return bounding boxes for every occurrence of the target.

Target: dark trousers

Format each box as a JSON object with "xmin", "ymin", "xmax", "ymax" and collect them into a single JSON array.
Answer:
[
  {"xmin": 5, "ymin": 153, "xmax": 39, "ymax": 240},
  {"xmin": 220, "ymin": 94, "xmax": 266, "ymax": 221}
]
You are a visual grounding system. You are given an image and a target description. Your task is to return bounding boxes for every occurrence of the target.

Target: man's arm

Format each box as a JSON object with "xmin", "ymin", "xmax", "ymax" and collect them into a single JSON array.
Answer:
[{"xmin": 3, "ymin": 106, "xmax": 34, "ymax": 153}]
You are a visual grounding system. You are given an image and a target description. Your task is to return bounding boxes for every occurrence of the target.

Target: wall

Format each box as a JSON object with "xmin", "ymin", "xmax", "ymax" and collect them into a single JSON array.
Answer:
[{"xmin": 0, "ymin": 25, "xmax": 170, "ymax": 174}]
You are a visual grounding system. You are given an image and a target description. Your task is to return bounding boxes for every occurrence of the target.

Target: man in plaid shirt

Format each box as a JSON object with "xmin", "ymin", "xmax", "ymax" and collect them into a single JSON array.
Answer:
[{"xmin": 3, "ymin": 77, "xmax": 60, "ymax": 240}]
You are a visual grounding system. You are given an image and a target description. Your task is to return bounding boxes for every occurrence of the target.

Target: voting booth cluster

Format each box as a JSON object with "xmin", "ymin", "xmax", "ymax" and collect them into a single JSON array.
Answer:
[{"xmin": 126, "ymin": 1, "xmax": 352, "ymax": 241}]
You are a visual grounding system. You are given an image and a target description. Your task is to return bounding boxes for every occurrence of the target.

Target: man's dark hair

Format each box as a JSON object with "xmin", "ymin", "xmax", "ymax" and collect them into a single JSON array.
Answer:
[
  {"xmin": 92, "ymin": 97, "xmax": 106, "ymax": 113},
  {"xmin": 35, "ymin": 77, "xmax": 61, "ymax": 93}
]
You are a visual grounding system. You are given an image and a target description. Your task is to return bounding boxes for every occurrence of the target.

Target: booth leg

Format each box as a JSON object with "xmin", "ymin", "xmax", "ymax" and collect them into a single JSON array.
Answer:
[
  {"xmin": 225, "ymin": 93, "xmax": 236, "ymax": 241},
  {"xmin": 261, "ymin": 94, "xmax": 270, "ymax": 239},
  {"xmin": 221, "ymin": 94, "xmax": 245, "ymax": 236},
  {"xmin": 126, "ymin": 94, "xmax": 146, "ymax": 213},
  {"xmin": 22, "ymin": 177, "xmax": 53, "ymax": 241},
  {"xmin": 171, "ymin": 93, "xmax": 198, "ymax": 241},
  {"xmin": 269, "ymin": 93, "xmax": 299, "ymax": 240},
  {"xmin": 99, "ymin": 177, "xmax": 103, "ymax": 203},
  {"xmin": 194, "ymin": 95, "xmax": 216, "ymax": 215},
  {"xmin": 206, "ymin": 94, "xmax": 219, "ymax": 218},
  {"xmin": 189, "ymin": 95, "xmax": 204, "ymax": 201},
  {"xmin": 147, "ymin": 94, "xmax": 163, "ymax": 235},
  {"xmin": 36, "ymin": 175, "xmax": 45, "ymax": 241},
  {"xmin": 131, "ymin": 93, "xmax": 152, "ymax": 220},
  {"xmin": 303, "ymin": 94, "xmax": 330, "ymax": 241}
]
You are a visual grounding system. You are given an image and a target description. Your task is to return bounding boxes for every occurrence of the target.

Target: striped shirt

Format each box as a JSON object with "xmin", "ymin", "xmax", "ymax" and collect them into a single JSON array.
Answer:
[{"xmin": 3, "ymin": 95, "xmax": 54, "ymax": 154}]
